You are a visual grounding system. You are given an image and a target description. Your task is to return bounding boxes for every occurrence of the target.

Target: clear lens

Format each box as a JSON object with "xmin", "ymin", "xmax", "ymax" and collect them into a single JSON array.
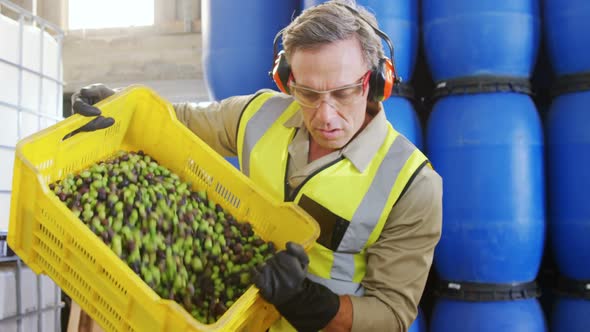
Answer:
[{"xmin": 289, "ymin": 73, "xmax": 368, "ymax": 108}]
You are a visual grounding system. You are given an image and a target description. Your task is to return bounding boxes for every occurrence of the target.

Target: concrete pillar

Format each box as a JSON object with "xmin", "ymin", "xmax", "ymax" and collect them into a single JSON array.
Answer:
[
  {"xmin": 155, "ymin": 0, "xmax": 176, "ymax": 25},
  {"xmin": 38, "ymin": 0, "xmax": 68, "ymax": 30},
  {"xmin": 0, "ymin": 0, "xmax": 66, "ymax": 30}
]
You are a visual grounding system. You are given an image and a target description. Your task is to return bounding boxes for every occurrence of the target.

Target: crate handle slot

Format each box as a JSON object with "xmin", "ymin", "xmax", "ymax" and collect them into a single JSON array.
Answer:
[{"xmin": 62, "ymin": 116, "xmax": 115, "ymax": 140}]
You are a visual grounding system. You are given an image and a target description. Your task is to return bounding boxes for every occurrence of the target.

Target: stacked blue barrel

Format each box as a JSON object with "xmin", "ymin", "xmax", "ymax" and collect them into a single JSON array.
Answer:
[
  {"xmin": 423, "ymin": 0, "xmax": 547, "ymax": 331},
  {"xmin": 201, "ymin": 0, "xmax": 300, "ymax": 168},
  {"xmin": 544, "ymin": 0, "xmax": 590, "ymax": 330}
]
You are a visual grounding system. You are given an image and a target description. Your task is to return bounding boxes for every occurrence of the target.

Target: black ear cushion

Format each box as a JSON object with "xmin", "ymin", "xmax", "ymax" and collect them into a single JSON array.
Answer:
[
  {"xmin": 369, "ymin": 58, "xmax": 396, "ymax": 102},
  {"xmin": 272, "ymin": 51, "xmax": 292, "ymax": 94},
  {"xmin": 368, "ymin": 62, "xmax": 386, "ymax": 102}
]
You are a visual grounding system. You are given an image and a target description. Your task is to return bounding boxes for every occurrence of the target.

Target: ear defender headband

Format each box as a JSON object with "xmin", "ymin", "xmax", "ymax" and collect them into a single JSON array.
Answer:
[{"xmin": 269, "ymin": 3, "xmax": 400, "ymax": 103}]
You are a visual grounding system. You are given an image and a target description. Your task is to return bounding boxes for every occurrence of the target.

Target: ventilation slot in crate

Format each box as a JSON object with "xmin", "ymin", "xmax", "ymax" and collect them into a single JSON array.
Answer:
[
  {"xmin": 215, "ymin": 181, "xmax": 241, "ymax": 210},
  {"xmin": 186, "ymin": 158, "xmax": 213, "ymax": 187},
  {"xmin": 100, "ymin": 266, "xmax": 128, "ymax": 296}
]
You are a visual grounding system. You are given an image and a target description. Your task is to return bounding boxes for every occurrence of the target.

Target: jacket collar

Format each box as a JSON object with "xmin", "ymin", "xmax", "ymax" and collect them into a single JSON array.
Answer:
[{"xmin": 283, "ymin": 104, "xmax": 388, "ymax": 173}]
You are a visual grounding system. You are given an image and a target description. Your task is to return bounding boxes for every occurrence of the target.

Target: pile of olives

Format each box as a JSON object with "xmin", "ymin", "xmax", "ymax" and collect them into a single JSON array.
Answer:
[{"xmin": 50, "ymin": 150, "xmax": 275, "ymax": 324}]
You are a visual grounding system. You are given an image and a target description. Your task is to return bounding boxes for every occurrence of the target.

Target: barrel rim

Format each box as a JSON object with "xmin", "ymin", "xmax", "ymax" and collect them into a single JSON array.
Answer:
[
  {"xmin": 552, "ymin": 71, "xmax": 590, "ymax": 97},
  {"xmin": 431, "ymin": 75, "xmax": 533, "ymax": 101},
  {"xmin": 390, "ymin": 82, "xmax": 416, "ymax": 100},
  {"xmin": 554, "ymin": 275, "xmax": 590, "ymax": 300},
  {"xmin": 435, "ymin": 279, "xmax": 541, "ymax": 301}
]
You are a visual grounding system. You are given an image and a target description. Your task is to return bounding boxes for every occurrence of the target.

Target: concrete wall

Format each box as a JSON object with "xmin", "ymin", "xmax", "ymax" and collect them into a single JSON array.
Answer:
[
  {"xmin": 62, "ymin": 0, "xmax": 209, "ymax": 103},
  {"xmin": 63, "ymin": 28, "xmax": 208, "ymax": 103}
]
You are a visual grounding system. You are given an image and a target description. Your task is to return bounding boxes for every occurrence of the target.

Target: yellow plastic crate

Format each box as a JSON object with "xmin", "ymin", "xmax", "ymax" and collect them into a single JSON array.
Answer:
[{"xmin": 8, "ymin": 86, "xmax": 320, "ymax": 332}]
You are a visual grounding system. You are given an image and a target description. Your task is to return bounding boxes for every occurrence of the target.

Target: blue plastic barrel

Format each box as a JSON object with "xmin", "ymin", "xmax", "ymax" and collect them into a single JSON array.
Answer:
[
  {"xmin": 202, "ymin": 1, "xmax": 299, "ymax": 100},
  {"xmin": 426, "ymin": 86, "xmax": 545, "ymax": 283},
  {"xmin": 544, "ymin": 0, "xmax": 590, "ymax": 76},
  {"xmin": 430, "ymin": 298, "xmax": 547, "ymax": 332},
  {"xmin": 551, "ymin": 296, "xmax": 590, "ymax": 332},
  {"xmin": 546, "ymin": 85, "xmax": 590, "ymax": 280},
  {"xmin": 303, "ymin": 0, "xmax": 418, "ymax": 80},
  {"xmin": 225, "ymin": 157, "xmax": 240, "ymax": 170},
  {"xmin": 409, "ymin": 307, "xmax": 427, "ymax": 332},
  {"xmin": 422, "ymin": 0, "xmax": 540, "ymax": 82},
  {"xmin": 383, "ymin": 96, "xmax": 423, "ymax": 150}
]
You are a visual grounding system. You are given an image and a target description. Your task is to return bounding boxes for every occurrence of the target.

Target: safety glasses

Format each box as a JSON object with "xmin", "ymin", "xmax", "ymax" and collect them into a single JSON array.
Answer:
[{"xmin": 288, "ymin": 71, "xmax": 371, "ymax": 108}]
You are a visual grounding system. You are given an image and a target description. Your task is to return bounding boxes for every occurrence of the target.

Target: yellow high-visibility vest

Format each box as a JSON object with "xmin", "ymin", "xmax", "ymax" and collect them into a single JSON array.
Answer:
[{"xmin": 236, "ymin": 92, "xmax": 429, "ymax": 331}]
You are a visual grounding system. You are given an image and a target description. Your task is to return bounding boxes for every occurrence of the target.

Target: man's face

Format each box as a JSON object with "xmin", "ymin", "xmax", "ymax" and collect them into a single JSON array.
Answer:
[{"xmin": 289, "ymin": 37, "xmax": 370, "ymax": 151}]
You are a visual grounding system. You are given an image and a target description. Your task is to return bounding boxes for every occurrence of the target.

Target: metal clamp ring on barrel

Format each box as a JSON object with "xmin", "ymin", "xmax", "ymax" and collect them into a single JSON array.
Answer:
[
  {"xmin": 555, "ymin": 275, "xmax": 590, "ymax": 300},
  {"xmin": 552, "ymin": 71, "xmax": 590, "ymax": 97},
  {"xmin": 435, "ymin": 279, "xmax": 541, "ymax": 302},
  {"xmin": 432, "ymin": 75, "xmax": 533, "ymax": 102}
]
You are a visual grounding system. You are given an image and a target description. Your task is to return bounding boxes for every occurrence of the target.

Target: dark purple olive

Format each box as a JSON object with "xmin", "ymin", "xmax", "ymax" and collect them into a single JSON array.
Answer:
[{"xmin": 97, "ymin": 188, "xmax": 107, "ymax": 201}]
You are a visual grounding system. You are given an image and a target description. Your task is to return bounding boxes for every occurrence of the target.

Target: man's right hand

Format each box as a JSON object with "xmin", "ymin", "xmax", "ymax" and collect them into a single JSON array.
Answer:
[{"xmin": 71, "ymin": 83, "xmax": 116, "ymax": 116}]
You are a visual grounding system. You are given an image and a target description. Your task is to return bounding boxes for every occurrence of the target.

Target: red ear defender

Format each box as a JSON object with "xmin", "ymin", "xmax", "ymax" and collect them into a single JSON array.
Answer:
[
  {"xmin": 271, "ymin": 50, "xmax": 292, "ymax": 95},
  {"xmin": 368, "ymin": 58, "xmax": 396, "ymax": 102}
]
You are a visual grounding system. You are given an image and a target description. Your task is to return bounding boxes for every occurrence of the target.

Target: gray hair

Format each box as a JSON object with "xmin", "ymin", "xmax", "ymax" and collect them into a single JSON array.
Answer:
[{"xmin": 281, "ymin": 0, "xmax": 385, "ymax": 70}]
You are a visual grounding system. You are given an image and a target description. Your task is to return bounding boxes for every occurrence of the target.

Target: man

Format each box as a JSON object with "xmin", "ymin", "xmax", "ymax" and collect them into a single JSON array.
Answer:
[{"xmin": 73, "ymin": 1, "xmax": 442, "ymax": 331}]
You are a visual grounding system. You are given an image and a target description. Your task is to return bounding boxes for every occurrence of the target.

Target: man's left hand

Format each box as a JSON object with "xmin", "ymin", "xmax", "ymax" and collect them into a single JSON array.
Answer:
[{"xmin": 251, "ymin": 242, "xmax": 340, "ymax": 332}]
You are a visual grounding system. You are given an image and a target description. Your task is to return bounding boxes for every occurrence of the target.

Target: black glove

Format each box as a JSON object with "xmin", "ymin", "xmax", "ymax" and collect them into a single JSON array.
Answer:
[
  {"xmin": 252, "ymin": 242, "xmax": 340, "ymax": 332},
  {"xmin": 71, "ymin": 83, "xmax": 115, "ymax": 116}
]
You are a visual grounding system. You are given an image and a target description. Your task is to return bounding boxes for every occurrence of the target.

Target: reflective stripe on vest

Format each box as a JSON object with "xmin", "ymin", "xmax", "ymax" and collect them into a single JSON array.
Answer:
[
  {"xmin": 237, "ymin": 93, "xmax": 300, "ymax": 200},
  {"xmin": 240, "ymin": 93, "xmax": 295, "ymax": 177},
  {"xmin": 236, "ymin": 93, "xmax": 428, "ymax": 331},
  {"xmin": 339, "ymin": 133, "xmax": 420, "ymax": 253},
  {"xmin": 292, "ymin": 133, "xmax": 427, "ymax": 295}
]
